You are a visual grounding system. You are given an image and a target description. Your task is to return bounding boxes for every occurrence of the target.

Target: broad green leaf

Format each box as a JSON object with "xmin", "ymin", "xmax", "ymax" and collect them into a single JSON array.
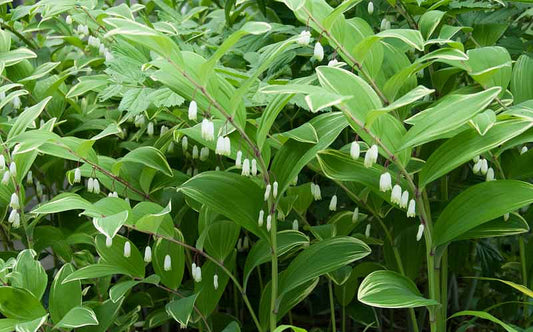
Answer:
[
  {"xmin": 466, "ymin": 46, "xmax": 512, "ymax": 96},
  {"xmin": 49, "ymin": 264, "xmax": 81, "ymax": 324},
  {"xmin": 0, "ymin": 48, "xmax": 36, "ymax": 67},
  {"xmin": 469, "ymin": 109, "xmax": 496, "ymax": 135},
  {"xmin": 510, "ymin": 55, "xmax": 533, "ymax": 104},
  {"xmin": 92, "ymin": 211, "xmax": 129, "ymax": 239},
  {"xmin": 95, "ymin": 234, "xmax": 145, "ymax": 278},
  {"xmin": 66, "ymin": 75, "xmax": 109, "ymax": 98},
  {"xmin": 152, "ymin": 230, "xmax": 185, "ymax": 290},
  {"xmin": 117, "ymin": 146, "xmax": 172, "ymax": 177},
  {"xmin": 275, "ymin": 122, "xmax": 319, "ymax": 144},
  {"xmin": 199, "ymin": 220, "xmax": 240, "ymax": 261},
  {"xmin": 55, "ymin": 307, "xmax": 99, "ymax": 329},
  {"xmin": 419, "ymin": 10, "xmax": 445, "ymax": 39},
  {"xmin": 243, "ymin": 230, "xmax": 309, "ymax": 290},
  {"xmin": 420, "ymin": 120, "xmax": 532, "ymax": 186},
  {"xmin": 131, "ymin": 201, "xmax": 174, "ymax": 237},
  {"xmin": 456, "ymin": 213, "xmax": 529, "ymax": 241},
  {"xmin": 278, "ymin": 236, "xmax": 370, "ymax": 297},
  {"xmin": 19, "ymin": 62, "xmax": 60, "ymax": 82},
  {"xmin": 108, "ymin": 275, "xmax": 160, "ymax": 303},
  {"xmin": 376, "ymin": 29, "xmax": 424, "ymax": 51},
  {"xmin": 165, "ymin": 294, "xmax": 198, "ymax": 327},
  {"xmin": 358, "ymin": 270, "xmax": 438, "ymax": 308},
  {"xmin": 11, "ymin": 250, "xmax": 47, "ymax": 300},
  {"xmin": 0, "ymin": 319, "xmax": 18, "ymax": 332},
  {"xmin": 401, "ymin": 87, "xmax": 501, "ymax": 149},
  {"xmin": 62, "ymin": 264, "xmax": 130, "ymax": 283},
  {"xmin": 31, "ymin": 193, "xmax": 92, "ymax": 214},
  {"xmin": 0, "ymin": 287, "xmax": 46, "ymax": 320},
  {"xmin": 433, "ymin": 180, "xmax": 533, "ymax": 247},
  {"xmin": 466, "ymin": 277, "xmax": 533, "ymax": 298},
  {"xmin": 14, "ymin": 315, "xmax": 47, "ymax": 332},
  {"xmin": 77, "ymin": 298, "xmax": 124, "ymax": 332},
  {"xmin": 118, "ymin": 87, "xmax": 151, "ymax": 121},
  {"xmin": 273, "ymin": 325, "xmax": 307, "ymax": 332},
  {"xmin": 450, "ymin": 311, "xmax": 518, "ymax": 332},
  {"xmin": 179, "ymin": 171, "xmax": 266, "ymax": 239},
  {"xmin": 7, "ymin": 97, "xmax": 52, "ymax": 141}
]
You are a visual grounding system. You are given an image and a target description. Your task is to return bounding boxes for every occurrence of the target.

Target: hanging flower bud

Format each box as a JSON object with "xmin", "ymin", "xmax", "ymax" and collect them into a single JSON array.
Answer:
[
  {"xmin": 292, "ymin": 219, "xmax": 299, "ymax": 230},
  {"xmin": 297, "ymin": 30, "xmax": 311, "ymax": 45},
  {"xmin": 327, "ymin": 59, "xmax": 339, "ymax": 67},
  {"xmin": 9, "ymin": 193, "xmax": 19, "ymax": 209},
  {"xmin": 223, "ymin": 137, "xmax": 231, "ymax": 156},
  {"xmin": 379, "ymin": 172, "xmax": 392, "ymax": 192},
  {"xmin": 416, "ymin": 224, "xmax": 424, "ymax": 241},
  {"xmin": 242, "ymin": 159, "xmax": 250, "ymax": 176},
  {"xmin": 181, "ymin": 136, "xmax": 188, "ymax": 151},
  {"xmin": 1, "ymin": 170, "xmax": 9, "ymax": 185},
  {"xmin": 313, "ymin": 42, "xmax": 324, "ymax": 62},
  {"xmin": 215, "ymin": 136, "xmax": 225, "ymax": 155},
  {"xmin": 0, "ymin": 155, "xmax": 5, "ymax": 170},
  {"xmin": 12, "ymin": 96, "xmax": 21, "ymax": 109},
  {"xmin": 365, "ymin": 224, "xmax": 371, "ymax": 238},
  {"xmin": 196, "ymin": 266, "xmax": 202, "ymax": 282},
  {"xmin": 520, "ymin": 146, "xmax": 528, "ymax": 155},
  {"xmin": 352, "ymin": 207, "xmax": 359, "ymax": 223},
  {"xmin": 364, "ymin": 145, "xmax": 378, "ymax": 168},
  {"xmin": 9, "ymin": 162, "xmax": 16, "ymax": 177},
  {"xmin": 147, "ymin": 122, "xmax": 154, "ymax": 137},
  {"xmin": 273, "ymin": 181, "xmax": 278, "ymax": 199},
  {"xmin": 329, "ymin": 195, "xmax": 337, "ymax": 211},
  {"xmin": 104, "ymin": 50, "xmax": 113, "ymax": 62},
  {"xmin": 486, "ymin": 167, "xmax": 495, "ymax": 181},
  {"xmin": 123, "ymin": 241, "xmax": 131, "ymax": 258},
  {"xmin": 200, "ymin": 147, "xmax": 209, "ymax": 161},
  {"xmin": 8, "ymin": 209, "xmax": 18, "ymax": 224},
  {"xmin": 266, "ymin": 215, "xmax": 272, "ymax": 232},
  {"xmin": 264, "ymin": 184, "xmax": 271, "ymax": 201},
  {"xmin": 251, "ymin": 159, "xmax": 258, "ymax": 176},
  {"xmin": 164, "ymin": 255, "xmax": 172, "ymax": 271},
  {"xmin": 93, "ymin": 179, "xmax": 100, "ymax": 194},
  {"xmin": 167, "ymin": 141, "xmax": 175, "ymax": 153},
  {"xmin": 201, "ymin": 119, "xmax": 214, "ymax": 141},
  {"xmin": 473, "ymin": 155, "xmax": 480, "ymax": 163},
  {"xmin": 36, "ymin": 181, "xmax": 43, "ymax": 197},
  {"xmin": 192, "ymin": 145, "xmax": 199, "ymax": 159},
  {"xmin": 243, "ymin": 236, "xmax": 249, "ymax": 249},
  {"xmin": 480, "ymin": 159, "xmax": 488, "ymax": 175},
  {"xmin": 106, "ymin": 236, "xmax": 113, "ymax": 248},
  {"xmin": 237, "ymin": 238, "xmax": 242, "ymax": 251},
  {"xmin": 400, "ymin": 191, "xmax": 409, "ymax": 208},
  {"xmin": 26, "ymin": 171, "xmax": 32, "ymax": 185},
  {"xmin": 87, "ymin": 178, "xmax": 94, "ymax": 192},
  {"xmin": 11, "ymin": 212, "xmax": 20, "ymax": 228},
  {"xmin": 472, "ymin": 159, "xmax": 482, "ymax": 174},
  {"xmin": 213, "ymin": 274, "xmax": 219, "ymax": 290},
  {"xmin": 188, "ymin": 101, "xmax": 198, "ymax": 121},
  {"xmin": 380, "ymin": 18, "xmax": 389, "ymax": 31},
  {"xmin": 235, "ymin": 150, "xmax": 242, "ymax": 168},
  {"xmin": 407, "ymin": 199, "xmax": 416, "ymax": 217},
  {"xmin": 368, "ymin": 1, "xmax": 374, "ymax": 15},
  {"xmin": 258, "ymin": 210, "xmax": 264, "ymax": 226},
  {"xmin": 277, "ymin": 209, "xmax": 285, "ymax": 221},
  {"xmin": 74, "ymin": 168, "xmax": 81, "ymax": 183},
  {"xmin": 160, "ymin": 125, "xmax": 169, "ymax": 137},
  {"xmin": 350, "ymin": 141, "xmax": 360, "ymax": 160},
  {"xmin": 504, "ymin": 213, "xmax": 510, "ymax": 221},
  {"xmin": 311, "ymin": 183, "xmax": 322, "ymax": 201},
  {"xmin": 144, "ymin": 246, "xmax": 152, "ymax": 263},
  {"xmin": 66, "ymin": 15, "xmax": 73, "ymax": 25},
  {"xmin": 390, "ymin": 184, "xmax": 402, "ymax": 204}
]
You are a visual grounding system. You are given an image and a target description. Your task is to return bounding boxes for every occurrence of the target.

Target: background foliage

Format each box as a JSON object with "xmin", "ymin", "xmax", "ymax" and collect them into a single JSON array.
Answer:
[{"xmin": 0, "ymin": 0, "xmax": 532, "ymax": 331}]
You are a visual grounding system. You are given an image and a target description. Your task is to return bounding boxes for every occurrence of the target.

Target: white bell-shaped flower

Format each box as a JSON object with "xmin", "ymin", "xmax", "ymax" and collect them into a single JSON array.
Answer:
[
  {"xmin": 8, "ymin": 209, "xmax": 18, "ymax": 224},
  {"xmin": 74, "ymin": 168, "xmax": 82, "ymax": 183},
  {"xmin": 9, "ymin": 193, "xmax": 19, "ymax": 209},
  {"xmin": 9, "ymin": 162, "xmax": 16, "ymax": 177},
  {"xmin": 313, "ymin": 42, "xmax": 324, "ymax": 61},
  {"xmin": 213, "ymin": 274, "xmax": 219, "ymax": 290},
  {"xmin": 297, "ymin": 30, "xmax": 311, "ymax": 45},
  {"xmin": 251, "ymin": 159, "xmax": 257, "ymax": 176},
  {"xmin": 365, "ymin": 224, "xmax": 371, "ymax": 238},
  {"xmin": 215, "ymin": 136, "xmax": 225, "ymax": 155},
  {"xmin": 327, "ymin": 59, "xmax": 339, "ymax": 67},
  {"xmin": 350, "ymin": 141, "xmax": 360, "ymax": 160},
  {"xmin": 188, "ymin": 101, "xmax": 198, "ymax": 121},
  {"xmin": 160, "ymin": 125, "xmax": 169, "ymax": 137},
  {"xmin": 235, "ymin": 150, "xmax": 242, "ymax": 168},
  {"xmin": 104, "ymin": 50, "xmax": 113, "ymax": 62},
  {"xmin": 400, "ymin": 190, "xmax": 409, "ymax": 208},
  {"xmin": 390, "ymin": 184, "xmax": 402, "ymax": 204},
  {"xmin": 144, "ymin": 246, "xmax": 152, "ymax": 263},
  {"xmin": 264, "ymin": 184, "xmax": 271, "ymax": 201},
  {"xmin": 164, "ymin": 254, "xmax": 172, "ymax": 271},
  {"xmin": 11, "ymin": 211, "xmax": 20, "ymax": 228},
  {"xmin": 241, "ymin": 159, "xmax": 250, "ymax": 176},
  {"xmin": 480, "ymin": 159, "xmax": 488, "ymax": 175},
  {"xmin": 123, "ymin": 241, "xmax": 131, "ymax": 258},
  {"xmin": 147, "ymin": 122, "xmax": 154, "ymax": 137},
  {"xmin": 407, "ymin": 199, "xmax": 416, "ymax": 217},
  {"xmin": 329, "ymin": 195, "xmax": 337, "ymax": 211},
  {"xmin": 106, "ymin": 236, "xmax": 113, "ymax": 248},
  {"xmin": 292, "ymin": 219, "xmax": 299, "ymax": 230},
  {"xmin": 200, "ymin": 147, "xmax": 209, "ymax": 161},
  {"xmin": 1, "ymin": 170, "xmax": 9, "ymax": 185},
  {"xmin": 486, "ymin": 167, "xmax": 495, "ymax": 181},
  {"xmin": 379, "ymin": 172, "xmax": 392, "ymax": 192},
  {"xmin": 416, "ymin": 224, "xmax": 425, "ymax": 241},
  {"xmin": 66, "ymin": 15, "xmax": 73, "ymax": 24},
  {"xmin": 0, "ymin": 155, "xmax": 5, "ymax": 170},
  {"xmin": 364, "ymin": 145, "xmax": 378, "ymax": 168},
  {"xmin": 504, "ymin": 213, "xmax": 510, "ymax": 221},
  {"xmin": 12, "ymin": 96, "xmax": 21, "ymax": 109},
  {"xmin": 201, "ymin": 119, "xmax": 215, "ymax": 141},
  {"xmin": 87, "ymin": 177, "xmax": 94, "ymax": 192},
  {"xmin": 224, "ymin": 137, "xmax": 231, "ymax": 156},
  {"xmin": 181, "ymin": 136, "xmax": 188, "ymax": 151},
  {"xmin": 258, "ymin": 210, "xmax": 264, "ymax": 226},
  {"xmin": 266, "ymin": 215, "xmax": 272, "ymax": 232},
  {"xmin": 472, "ymin": 159, "xmax": 482, "ymax": 174},
  {"xmin": 520, "ymin": 146, "xmax": 528, "ymax": 155},
  {"xmin": 368, "ymin": 1, "xmax": 374, "ymax": 15},
  {"xmin": 352, "ymin": 207, "xmax": 359, "ymax": 223},
  {"xmin": 273, "ymin": 181, "xmax": 278, "ymax": 198},
  {"xmin": 93, "ymin": 179, "xmax": 100, "ymax": 194},
  {"xmin": 192, "ymin": 145, "xmax": 199, "ymax": 159}
]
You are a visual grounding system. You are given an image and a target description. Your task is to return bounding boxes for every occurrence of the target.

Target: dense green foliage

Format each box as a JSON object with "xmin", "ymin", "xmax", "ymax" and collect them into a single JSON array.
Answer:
[{"xmin": 0, "ymin": 0, "xmax": 532, "ymax": 331}]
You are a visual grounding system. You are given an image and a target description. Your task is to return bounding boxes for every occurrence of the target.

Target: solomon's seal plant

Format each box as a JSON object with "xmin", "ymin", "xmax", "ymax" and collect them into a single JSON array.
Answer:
[{"xmin": 0, "ymin": 0, "xmax": 532, "ymax": 331}]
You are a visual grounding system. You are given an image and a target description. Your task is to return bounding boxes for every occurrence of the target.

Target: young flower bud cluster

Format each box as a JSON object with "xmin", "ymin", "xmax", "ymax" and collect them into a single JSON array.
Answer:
[
  {"xmin": 472, "ymin": 158, "xmax": 488, "ymax": 175},
  {"xmin": 76, "ymin": 24, "xmax": 89, "ymax": 36},
  {"xmin": 192, "ymin": 263, "xmax": 202, "ymax": 282},
  {"xmin": 201, "ymin": 119, "xmax": 215, "ymax": 141},
  {"xmin": 215, "ymin": 136, "xmax": 231, "ymax": 156},
  {"xmin": 8, "ymin": 209, "xmax": 20, "ymax": 228},
  {"xmin": 88, "ymin": 36, "xmax": 101, "ymax": 48},
  {"xmin": 311, "ymin": 183, "xmax": 322, "ymax": 200},
  {"xmin": 364, "ymin": 145, "xmax": 378, "ymax": 168}
]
